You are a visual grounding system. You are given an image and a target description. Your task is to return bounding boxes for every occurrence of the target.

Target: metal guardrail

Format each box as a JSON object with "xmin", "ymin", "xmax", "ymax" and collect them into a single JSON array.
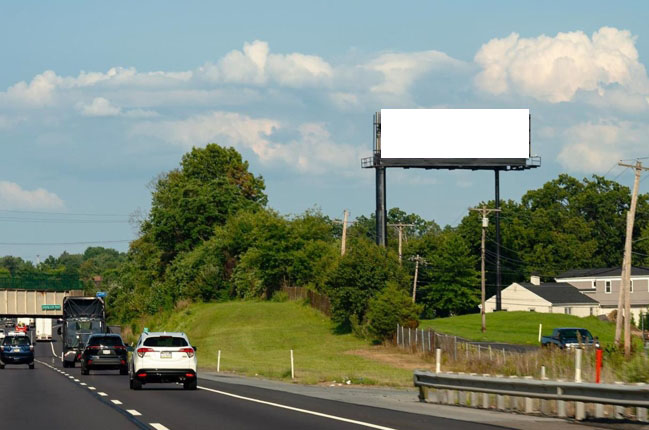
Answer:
[{"xmin": 414, "ymin": 371, "xmax": 649, "ymax": 407}]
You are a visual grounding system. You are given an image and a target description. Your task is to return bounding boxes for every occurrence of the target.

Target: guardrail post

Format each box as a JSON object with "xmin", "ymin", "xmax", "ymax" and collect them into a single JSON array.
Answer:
[
  {"xmin": 435, "ymin": 348, "xmax": 441, "ymax": 373},
  {"xmin": 637, "ymin": 383, "xmax": 648, "ymax": 422},
  {"xmin": 496, "ymin": 375, "xmax": 505, "ymax": 410},
  {"xmin": 524, "ymin": 376, "xmax": 534, "ymax": 413},
  {"xmin": 557, "ymin": 383, "xmax": 566, "ymax": 418},
  {"xmin": 471, "ymin": 391, "xmax": 478, "ymax": 408},
  {"xmin": 594, "ymin": 403, "xmax": 604, "ymax": 419},
  {"xmin": 418, "ymin": 385, "xmax": 428, "ymax": 402},
  {"xmin": 540, "ymin": 366, "xmax": 550, "ymax": 415},
  {"xmin": 614, "ymin": 382, "xmax": 625, "ymax": 419}
]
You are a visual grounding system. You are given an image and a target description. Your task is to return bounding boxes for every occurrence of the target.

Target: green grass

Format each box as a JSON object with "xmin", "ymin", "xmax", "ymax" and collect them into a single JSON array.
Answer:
[
  {"xmin": 420, "ymin": 312, "xmax": 618, "ymax": 346},
  {"xmin": 124, "ymin": 301, "xmax": 413, "ymax": 386}
]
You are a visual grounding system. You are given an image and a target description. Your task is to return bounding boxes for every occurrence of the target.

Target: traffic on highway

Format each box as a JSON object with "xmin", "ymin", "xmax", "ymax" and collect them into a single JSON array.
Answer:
[{"xmin": 1, "ymin": 317, "xmax": 535, "ymax": 430}]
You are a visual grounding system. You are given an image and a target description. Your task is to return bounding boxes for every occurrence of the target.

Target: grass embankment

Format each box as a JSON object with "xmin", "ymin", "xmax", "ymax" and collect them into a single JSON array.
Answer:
[
  {"xmin": 420, "ymin": 312, "xmax": 617, "ymax": 346},
  {"xmin": 121, "ymin": 300, "xmax": 413, "ymax": 386}
]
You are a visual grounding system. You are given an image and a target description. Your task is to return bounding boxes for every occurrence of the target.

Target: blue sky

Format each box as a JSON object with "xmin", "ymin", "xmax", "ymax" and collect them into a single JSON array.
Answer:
[{"xmin": 1, "ymin": 1, "xmax": 649, "ymax": 261}]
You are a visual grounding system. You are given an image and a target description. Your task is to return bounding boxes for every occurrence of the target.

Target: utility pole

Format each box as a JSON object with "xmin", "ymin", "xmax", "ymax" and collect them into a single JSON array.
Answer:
[
  {"xmin": 388, "ymin": 223, "xmax": 415, "ymax": 264},
  {"xmin": 615, "ymin": 160, "xmax": 649, "ymax": 357},
  {"xmin": 334, "ymin": 210, "xmax": 353, "ymax": 256},
  {"xmin": 471, "ymin": 206, "xmax": 500, "ymax": 333},
  {"xmin": 410, "ymin": 254, "xmax": 427, "ymax": 303},
  {"xmin": 341, "ymin": 209, "xmax": 349, "ymax": 256}
]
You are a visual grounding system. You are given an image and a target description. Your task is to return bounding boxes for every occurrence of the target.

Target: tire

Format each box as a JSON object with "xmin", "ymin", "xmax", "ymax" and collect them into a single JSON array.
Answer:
[
  {"xmin": 119, "ymin": 367, "xmax": 128, "ymax": 375},
  {"xmin": 0, "ymin": 364, "xmax": 4, "ymax": 369},
  {"xmin": 62, "ymin": 360, "xmax": 68, "ymax": 368},
  {"xmin": 29, "ymin": 363, "xmax": 34, "ymax": 369},
  {"xmin": 130, "ymin": 378, "xmax": 142, "ymax": 390},
  {"xmin": 183, "ymin": 378, "xmax": 197, "ymax": 390}
]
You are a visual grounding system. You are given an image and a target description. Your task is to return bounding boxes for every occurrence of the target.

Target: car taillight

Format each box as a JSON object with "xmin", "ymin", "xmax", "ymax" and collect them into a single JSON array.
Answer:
[
  {"xmin": 114, "ymin": 345, "xmax": 126, "ymax": 350},
  {"xmin": 185, "ymin": 373, "xmax": 195, "ymax": 378},
  {"xmin": 179, "ymin": 347, "xmax": 195, "ymax": 358},
  {"xmin": 137, "ymin": 347, "xmax": 154, "ymax": 358},
  {"xmin": 137, "ymin": 372, "xmax": 147, "ymax": 378},
  {"xmin": 86, "ymin": 345, "xmax": 100, "ymax": 351}
]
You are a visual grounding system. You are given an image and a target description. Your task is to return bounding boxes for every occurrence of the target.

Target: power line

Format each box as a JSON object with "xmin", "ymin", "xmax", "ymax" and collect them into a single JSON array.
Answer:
[
  {"xmin": 0, "ymin": 240, "xmax": 132, "ymax": 246},
  {"xmin": 0, "ymin": 209, "xmax": 130, "ymax": 217}
]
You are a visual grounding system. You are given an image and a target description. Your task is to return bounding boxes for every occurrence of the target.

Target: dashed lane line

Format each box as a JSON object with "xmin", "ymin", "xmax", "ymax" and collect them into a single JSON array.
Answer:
[
  {"xmin": 150, "ymin": 424, "xmax": 170, "ymax": 430},
  {"xmin": 197, "ymin": 385, "xmax": 399, "ymax": 430},
  {"xmin": 127, "ymin": 410, "xmax": 142, "ymax": 416},
  {"xmin": 88, "ymin": 386, "xmax": 96, "ymax": 390},
  {"xmin": 111, "ymin": 400, "xmax": 123, "ymax": 405},
  {"xmin": 98, "ymin": 392, "xmax": 108, "ymax": 397}
]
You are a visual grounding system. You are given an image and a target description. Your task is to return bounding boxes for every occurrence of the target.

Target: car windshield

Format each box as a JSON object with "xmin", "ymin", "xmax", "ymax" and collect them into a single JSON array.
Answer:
[
  {"xmin": 3, "ymin": 336, "xmax": 30, "ymax": 346},
  {"xmin": 561, "ymin": 329, "xmax": 593, "ymax": 341},
  {"xmin": 88, "ymin": 336, "xmax": 123, "ymax": 346},
  {"xmin": 143, "ymin": 336, "xmax": 188, "ymax": 347}
]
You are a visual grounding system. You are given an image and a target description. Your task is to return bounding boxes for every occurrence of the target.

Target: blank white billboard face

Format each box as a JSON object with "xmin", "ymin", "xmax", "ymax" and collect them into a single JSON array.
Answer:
[{"xmin": 380, "ymin": 109, "xmax": 530, "ymax": 159}]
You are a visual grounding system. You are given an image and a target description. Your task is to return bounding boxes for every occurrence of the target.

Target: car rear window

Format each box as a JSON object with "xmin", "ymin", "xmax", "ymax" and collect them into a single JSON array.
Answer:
[
  {"xmin": 143, "ymin": 336, "xmax": 188, "ymax": 347},
  {"xmin": 88, "ymin": 336, "xmax": 124, "ymax": 346},
  {"xmin": 3, "ymin": 336, "xmax": 30, "ymax": 346}
]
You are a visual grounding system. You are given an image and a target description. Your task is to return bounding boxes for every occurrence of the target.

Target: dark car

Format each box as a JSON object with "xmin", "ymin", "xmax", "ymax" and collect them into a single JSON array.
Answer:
[
  {"xmin": 80, "ymin": 334, "xmax": 128, "ymax": 375},
  {"xmin": 0, "ymin": 332, "xmax": 34, "ymax": 369}
]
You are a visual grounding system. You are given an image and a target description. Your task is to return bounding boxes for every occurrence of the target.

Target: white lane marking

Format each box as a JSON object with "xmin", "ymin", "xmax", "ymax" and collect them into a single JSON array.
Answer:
[
  {"xmin": 98, "ymin": 392, "xmax": 108, "ymax": 397},
  {"xmin": 150, "ymin": 424, "xmax": 170, "ymax": 430},
  {"xmin": 111, "ymin": 399, "xmax": 123, "ymax": 405},
  {"xmin": 80, "ymin": 382, "xmax": 87, "ymax": 386},
  {"xmin": 88, "ymin": 386, "xmax": 96, "ymax": 390},
  {"xmin": 74, "ymin": 379, "xmax": 80, "ymax": 382},
  {"xmin": 197, "ymin": 386, "xmax": 398, "ymax": 430},
  {"xmin": 127, "ymin": 410, "xmax": 142, "ymax": 416}
]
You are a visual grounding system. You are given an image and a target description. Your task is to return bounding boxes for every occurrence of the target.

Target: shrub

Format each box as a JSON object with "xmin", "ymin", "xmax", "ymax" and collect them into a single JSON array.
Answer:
[{"xmin": 365, "ymin": 283, "xmax": 422, "ymax": 342}]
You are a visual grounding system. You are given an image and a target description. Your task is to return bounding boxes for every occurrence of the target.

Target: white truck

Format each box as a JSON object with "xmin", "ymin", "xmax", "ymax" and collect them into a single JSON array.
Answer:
[{"xmin": 36, "ymin": 318, "xmax": 53, "ymax": 341}]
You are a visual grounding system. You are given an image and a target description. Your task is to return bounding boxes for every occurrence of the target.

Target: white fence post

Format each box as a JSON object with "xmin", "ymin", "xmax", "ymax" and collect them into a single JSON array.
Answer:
[
  {"xmin": 217, "ymin": 349, "xmax": 221, "ymax": 372},
  {"xmin": 290, "ymin": 349, "xmax": 295, "ymax": 379},
  {"xmin": 435, "ymin": 348, "xmax": 441, "ymax": 373}
]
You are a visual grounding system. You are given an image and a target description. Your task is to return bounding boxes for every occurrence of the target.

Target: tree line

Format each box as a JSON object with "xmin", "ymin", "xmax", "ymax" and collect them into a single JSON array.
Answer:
[{"xmin": 4, "ymin": 144, "xmax": 649, "ymax": 341}]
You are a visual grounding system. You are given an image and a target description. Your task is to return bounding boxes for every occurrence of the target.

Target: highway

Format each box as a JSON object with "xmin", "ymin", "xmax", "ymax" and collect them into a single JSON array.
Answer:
[{"xmin": 1, "ymin": 333, "xmax": 581, "ymax": 430}]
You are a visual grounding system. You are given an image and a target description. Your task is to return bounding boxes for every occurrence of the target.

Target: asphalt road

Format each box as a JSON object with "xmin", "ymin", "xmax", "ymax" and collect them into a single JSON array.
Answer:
[{"xmin": 0, "ymin": 334, "xmax": 557, "ymax": 430}]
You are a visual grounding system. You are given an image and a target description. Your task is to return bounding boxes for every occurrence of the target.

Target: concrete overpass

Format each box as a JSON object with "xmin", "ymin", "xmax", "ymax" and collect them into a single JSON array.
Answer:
[{"xmin": 0, "ymin": 289, "xmax": 85, "ymax": 318}]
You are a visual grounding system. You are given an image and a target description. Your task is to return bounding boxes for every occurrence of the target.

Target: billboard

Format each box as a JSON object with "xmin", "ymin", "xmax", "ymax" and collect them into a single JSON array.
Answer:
[{"xmin": 379, "ymin": 109, "xmax": 530, "ymax": 167}]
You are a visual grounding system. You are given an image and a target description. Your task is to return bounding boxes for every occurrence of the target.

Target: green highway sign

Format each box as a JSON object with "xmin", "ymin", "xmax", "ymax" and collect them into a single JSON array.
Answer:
[{"xmin": 42, "ymin": 304, "xmax": 61, "ymax": 311}]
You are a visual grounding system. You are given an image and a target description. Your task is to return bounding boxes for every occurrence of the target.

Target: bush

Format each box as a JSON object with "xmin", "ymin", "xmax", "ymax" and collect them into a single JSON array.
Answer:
[
  {"xmin": 365, "ymin": 283, "xmax": 422, "ymax": 342},
  {"xmin": 270, "ymin": 290, "xmax": 289, "ymax": 302}
]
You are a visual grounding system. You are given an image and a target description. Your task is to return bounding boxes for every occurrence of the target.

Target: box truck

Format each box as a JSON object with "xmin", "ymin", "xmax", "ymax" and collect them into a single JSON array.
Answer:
[{"xmin": 35, "ymin": 318, "xmax": 53, "ymax": 341}]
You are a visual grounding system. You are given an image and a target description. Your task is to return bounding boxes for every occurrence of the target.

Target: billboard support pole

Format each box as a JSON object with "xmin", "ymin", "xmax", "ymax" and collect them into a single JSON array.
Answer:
[
  {"xmin": 495, "ymin": 169, "xmax": 502, "ymax": 311},
  {"xmin": 376, "ymin": 166, "xmax": 387, "ymax": 247}
]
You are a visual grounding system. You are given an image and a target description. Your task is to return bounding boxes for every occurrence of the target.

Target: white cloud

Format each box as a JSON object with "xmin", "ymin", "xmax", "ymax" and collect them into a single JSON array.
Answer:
[
  {"xmin": 557, "ymin": 120, "xmax": 649, "ymax": 172},
  {"xmin": 132, "ymin": 112, "xmax": 363, "ymax": 175},
  {"xmin": 200, "ymin": 40, "xmax": 333, "ymax": 88},
  {"xmin": 78, "ymin": 97, "xmax": 121, "ymax": 117},
  {"xmin": 475, "ymin": 27, "xmax": 649, "ymax": 104},
  {"xmin": 367, "ymin": 50, "xmax": 467, "ymax": 96},
  {"xmin": 0, "ymin": 181, "xmax": 65, "ymax": 210}
]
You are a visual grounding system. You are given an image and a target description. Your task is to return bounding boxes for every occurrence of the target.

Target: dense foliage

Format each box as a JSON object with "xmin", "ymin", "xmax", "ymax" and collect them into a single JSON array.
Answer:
[{"xmin": 4, "ymin": 144, "xmax": 649, "ymax": 343}]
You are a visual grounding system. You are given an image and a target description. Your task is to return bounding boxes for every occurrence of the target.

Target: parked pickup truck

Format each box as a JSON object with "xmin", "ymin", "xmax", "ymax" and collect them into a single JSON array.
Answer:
[{"xmin": 541, "ymin": 328, "xmax": 599, "ymax": 349}]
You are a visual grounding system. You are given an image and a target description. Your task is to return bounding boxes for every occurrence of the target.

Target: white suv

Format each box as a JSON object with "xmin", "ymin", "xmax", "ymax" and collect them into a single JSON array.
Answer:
[{"xmin": 129, "ymin": 331, "xmax": 197, "ymax": 390}]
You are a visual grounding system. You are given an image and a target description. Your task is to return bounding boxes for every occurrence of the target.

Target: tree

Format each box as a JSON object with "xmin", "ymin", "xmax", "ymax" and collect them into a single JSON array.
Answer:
[
  {"xmin": 145, "ymin": 144, "xmax": 267, "ymax": 265},
  {"xmin": 416, "ymin": 232, "xmax": 480, "ymax": 318},
  {"xmin": 366, "ymin": 283, "xmax": 422, "ymax": 342},
  {"xmin": 326, "ymin": 237, "xmax": 407, "ymax": 329}
]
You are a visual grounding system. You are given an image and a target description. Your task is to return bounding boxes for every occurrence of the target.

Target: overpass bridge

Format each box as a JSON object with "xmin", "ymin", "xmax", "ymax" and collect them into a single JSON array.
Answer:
[{"xmin": 0, "ymin": 276, "xmax": 85, "ymax": 318}]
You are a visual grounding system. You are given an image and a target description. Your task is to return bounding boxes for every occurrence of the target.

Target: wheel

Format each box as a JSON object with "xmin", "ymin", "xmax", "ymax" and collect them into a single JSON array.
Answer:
[
  {"xmin": 0, "ymin": 364, "xmax": 4, "ymax": 369},
  {"xmin": 120, "ymin": 367, "xmax": 128, "ymax": 375},
  {"xmin": 183, "ymin": 378, "xmax": 197, "ymax": 390},
  {"xmin": 130, "ymin": 378, "xmax": 142, "ymax": 390},
  {"xmin": 29, "ymin": 363, "xmax": 34, "ymax": 369}
]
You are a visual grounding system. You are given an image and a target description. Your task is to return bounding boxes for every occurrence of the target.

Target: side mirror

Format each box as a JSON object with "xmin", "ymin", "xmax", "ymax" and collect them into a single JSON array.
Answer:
[{"xmin": 192, "ymin": 346, "xmax": 198, "ymax": 352}]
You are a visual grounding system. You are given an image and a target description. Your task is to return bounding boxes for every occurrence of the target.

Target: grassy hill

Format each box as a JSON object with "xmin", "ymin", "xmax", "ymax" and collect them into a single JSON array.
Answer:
[
  {"xmin": 420, "ymin": 312, "xmax": 618, "ymax": 346},
  {"xmin": 121, "ymin": 300, "xmax": 413, "ymax": 386}
]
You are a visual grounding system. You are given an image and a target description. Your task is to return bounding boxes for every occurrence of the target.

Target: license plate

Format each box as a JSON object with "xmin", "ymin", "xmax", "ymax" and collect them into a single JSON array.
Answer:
[
  {"xmin": 12, "ymin": 348, "xmax": 20, "ymax": 352},
  {"xmin": 102, "ymin": 350, "xmax": 111, "ymax": 355},
  {"xmin": 160, "ymin": 351, "xmax": 172, "ymax": 359}
]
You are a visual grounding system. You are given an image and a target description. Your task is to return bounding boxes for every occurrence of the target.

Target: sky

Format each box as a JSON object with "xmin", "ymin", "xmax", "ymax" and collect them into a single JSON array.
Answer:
[{"xmin": 1, "ymin": 1, "xmax": 649, "ymax": 261}]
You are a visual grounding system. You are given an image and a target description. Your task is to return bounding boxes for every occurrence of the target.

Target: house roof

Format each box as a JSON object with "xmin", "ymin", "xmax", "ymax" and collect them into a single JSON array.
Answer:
[
  {"xmin": 518, "ymin": 282, "xmax": 599, "ymax": 305},
  {"xmin": 556, "ymin": 266, "xmax": 649, "ymax": 279}
]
